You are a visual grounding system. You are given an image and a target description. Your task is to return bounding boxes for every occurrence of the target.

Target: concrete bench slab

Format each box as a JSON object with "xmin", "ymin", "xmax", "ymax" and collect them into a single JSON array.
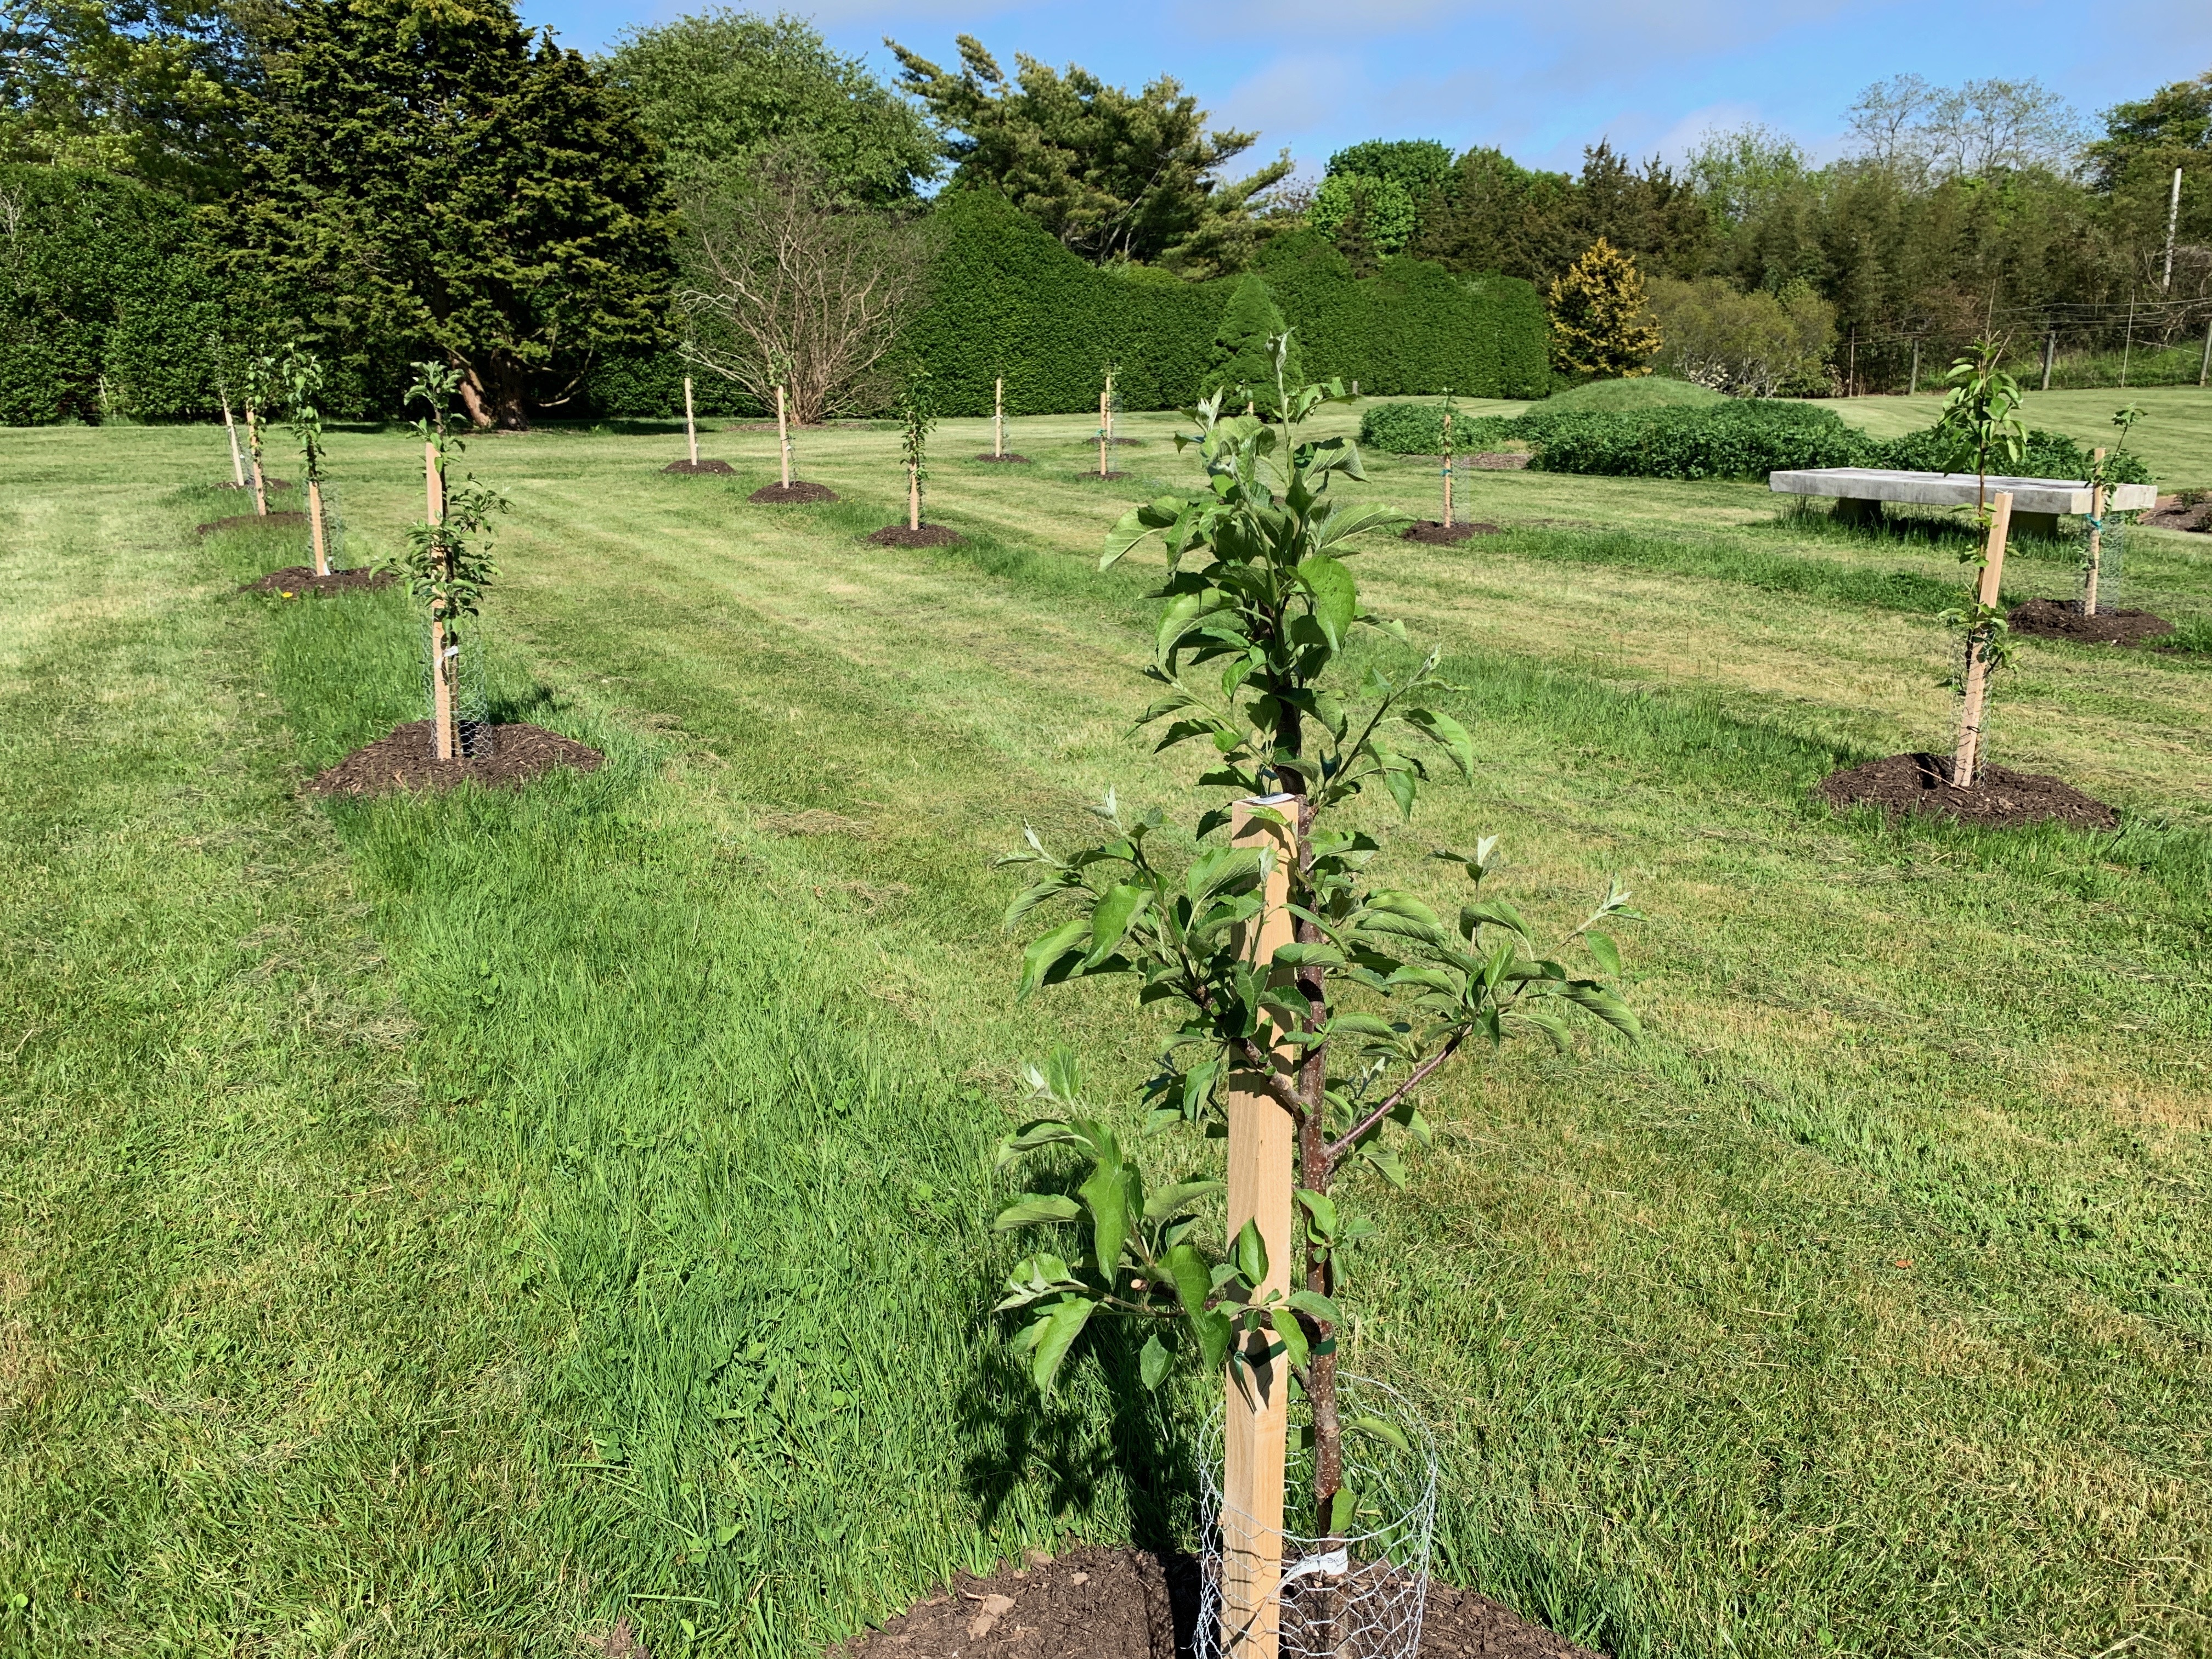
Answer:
[{"xmin": 1770, "ymin": 468, "xmax": 2156, "ymax": 538}]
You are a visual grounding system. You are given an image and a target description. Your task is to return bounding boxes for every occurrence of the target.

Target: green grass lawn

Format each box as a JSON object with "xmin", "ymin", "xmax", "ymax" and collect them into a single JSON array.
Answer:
[
  {"xmin": 1822, "ymin": 385, "xmax": 2212, "ymax": 489},
  {"xmin": 3, "ymin": 407, "xmax": 2208, "ymax": 1659}
]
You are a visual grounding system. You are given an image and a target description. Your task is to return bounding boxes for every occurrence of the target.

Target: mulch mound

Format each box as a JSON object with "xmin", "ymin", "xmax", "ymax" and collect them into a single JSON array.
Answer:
[
  {"xmin": 751, "ymin": 481, "xmax": 838, "ymax": 504},
  {"xmin": 663, "ymin": 458, "xmax": 736, "ymax": 475},
  {"xmin": 241, "ymin": 566, "xmax": 395, "ymax": 596},
  {"xmin": 2141, "ymin": 495, "xmax": 2210, "ymax": 533},
  {"xmin": 867, "ymin": 524, "xmax": 963, "ymax": 547},
  {"xmin": 974, "ymin": 453, "xmax": 1033, "ymax": 464},
  {"xmin": 1818, "ymin": 752, "xmax": 2117, "ymax": 830},
  {"xmin": 199, "ymin": 511, "xmax": 308, "ymax": 535},
  {"xmin": 833, "ymin": 1545, "xmax": 1597, "ymax": 1659},
  {"xmin": 2007, "ymin": 597, "xmax": 2175, "ymax": 648},
  {"xmin": 1402, "ymin": 521, "xmax": 1502, "ymax": 544},
  {"xmin": 309, "ymin": 720, "xmax": 603, "ymax": 797}
]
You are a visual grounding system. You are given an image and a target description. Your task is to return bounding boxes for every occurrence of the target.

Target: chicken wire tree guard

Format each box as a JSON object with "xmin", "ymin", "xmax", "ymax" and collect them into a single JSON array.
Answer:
[{"xmin": 995, "ymin": 338, "xmax": 1640, "ymax": 1655}]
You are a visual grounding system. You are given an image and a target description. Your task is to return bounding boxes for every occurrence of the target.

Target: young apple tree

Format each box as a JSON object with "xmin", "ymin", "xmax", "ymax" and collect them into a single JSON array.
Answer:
[
  {"xmin": 994, "ymin": 337, "xmax": 1639, "ymax": 1639},
  {"xmin": 279, "ymin": 342, "xmax": 334, "ymax": 576},
  {"xmin": 898, "ymin": 369, "xmax": 934, "ymax": 531},
  {"xmin": 390, "ymin": 362, "xmax": 507, "ymax": 760}
]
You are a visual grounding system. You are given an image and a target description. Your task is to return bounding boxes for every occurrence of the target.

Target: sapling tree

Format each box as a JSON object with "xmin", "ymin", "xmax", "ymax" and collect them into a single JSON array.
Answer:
[
  {"xmin": 242, "ymin": 351, "xmax": 279, "ymax": 517},
  {"xmin": 1934, "ymin": 338, "xmax": 2026, "ymax": 518},
  {"xmin": 898, "ymin": 369, "xmax": 934, "ymax": 531},
  {"xmin": 279, "ymin": 342, "xmax": 333, "ymax": 577},
  {"xmin": 2082, "ymin": 404, "xmax": 2143, "ymax": 617},
  {"xmin": 390, "ymin": 362, "xmax": 509, "ymax": 761},
  {"xmin": 1438, "ymin": 387, "xmax": 1457, "ymax": 529},
  {"xmin": 994, "ymin": 337, "xmax": 1640, "ymax": 1603}
]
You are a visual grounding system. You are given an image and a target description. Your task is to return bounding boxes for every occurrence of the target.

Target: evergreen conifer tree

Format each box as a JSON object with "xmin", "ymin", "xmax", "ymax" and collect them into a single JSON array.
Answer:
[
  {"xmin": 1203, "ymin": 274, "xmax": 1301, "ymax": 400},
  {"xmin": 225, "ymin": 0, "xmax": 674, "ymax": 428},
  {"xmin": 1547, "ymin": 237, "xmax": 1661, "ymax": 379}
]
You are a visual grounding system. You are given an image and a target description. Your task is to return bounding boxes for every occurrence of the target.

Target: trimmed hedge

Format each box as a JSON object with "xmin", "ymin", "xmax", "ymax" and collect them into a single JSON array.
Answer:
[
  {"xmin": 0, "ymin": 165, "xmax": 227, "ymax": 425},
  {"xmin": 1357, "ymin": 397, "xmax": 2160, "ymax": 487}
]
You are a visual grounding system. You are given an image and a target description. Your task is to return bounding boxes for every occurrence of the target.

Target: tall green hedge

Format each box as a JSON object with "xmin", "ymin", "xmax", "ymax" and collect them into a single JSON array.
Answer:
[{"xmin": 0, "ymin": 166, "xmax": 226, "ymax": 425}]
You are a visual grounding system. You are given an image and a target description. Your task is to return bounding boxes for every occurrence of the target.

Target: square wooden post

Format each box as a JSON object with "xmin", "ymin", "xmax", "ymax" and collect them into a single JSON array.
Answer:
[
  {"xmin": 426, "ymin": 444, "xmax": 456, "ymax": 763},
  {"xmin": 308, "ymin": 479, "xmax": 330, "ymax": 577},
  {"xmin": 2084, "ymin": 448, "xmax": 2106, "ymax": 618},
  {"xmin": 1441, "ymin": 409, "xmax": 1454, "ymax": 529},
  {"xmin": 685, "ymin": 376, "xmax": 699, "ymax": 466},
  {"xmin": 1952, "ymin": 492, "xmax": 2012, "ymax": 790},
  {"xmin": 995, "ymin": 376, "xmax": 1004, "ymax": 458},
  {"xmin": 777, "ymin": 385, "xmax": 791, "ymax": 488},
  {"xmin": 221, "ymin": 388, "xmax": 246, "ymax": 487},
  {"xmin": 1221, "ymin": 795, "xmax": 1297, "ymax": 1659},
  {"xmin": 247, "ymin": 408, "xmax": 268, "ymax": 517}
]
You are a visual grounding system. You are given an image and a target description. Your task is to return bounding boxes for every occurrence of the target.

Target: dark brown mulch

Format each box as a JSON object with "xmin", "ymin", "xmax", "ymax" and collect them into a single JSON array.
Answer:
[
  {"xmin": 867, "ymin": 524, "xmax": 963, "ymax": 547},
  {"xmin": 662, "ymin": 458, "xmax": 736, "ymax": 475},
  {"xmin": 834, "ymin": 1545, "xmax": 1596, "ymax": 1659},
  {"xmin": 1402, "ymin": 520, "xmax": 1503, "ymax": 544},
  {"xmin": 1818, "ymin": 752, "xmax": 2117, "ymax": 830},
  {"xmin": 2141, "ymin": 495, "xmax": 2210, "ymax": 533},
  {"xmin": 241, "ymin": 565, "xmax": 395, "ymax": 596},
  {"xmin": 750, "ymin": 481, "xmax": 839, "ymax": 504},
  {"xmin": 309, "ymin": 720, "xmax": 603, "ymax": 797},
  {"xmin": 974, "ymin": 453, "xmax": 1034, "ymax": 464},
  {"xmin": 2007, "ymin": 597, "xmax": 2175, "ymax": 648},
  {"xmin": 198, "ymin": 511, "xmax": 308, "ymax": 535}
]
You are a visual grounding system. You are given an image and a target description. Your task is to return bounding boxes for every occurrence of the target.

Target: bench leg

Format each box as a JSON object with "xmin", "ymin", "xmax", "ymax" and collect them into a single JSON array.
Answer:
[
  {"xmin": 2010, "ymin": 510, "xmax": 2061, "ymax": 540},
  {"xmin": 1832, "ymin": 497, "xmax": 1884, "ymax": 527}
]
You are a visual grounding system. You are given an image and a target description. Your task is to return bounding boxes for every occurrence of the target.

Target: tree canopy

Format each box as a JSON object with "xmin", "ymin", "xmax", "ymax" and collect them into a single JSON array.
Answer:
[
  {"xmin": 886, "ymin": 33, "xmax": 1289, "ymax": 272},
  {"xmin": 226, "ymin": 0, "xmax": 673, "ymax": 428},
  {"xmin": 601, "ymin": 11, "xmax": 938, "ymax": 205}
]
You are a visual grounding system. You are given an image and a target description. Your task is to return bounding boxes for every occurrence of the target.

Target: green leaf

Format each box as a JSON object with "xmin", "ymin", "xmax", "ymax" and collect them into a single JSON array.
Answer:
[
  {"xmin": 1144, "ymin": 1180, "xmax": 1225, "ymax": 1222},
  {"xmin": 1271, "ymin": 1306, "xmax": 1309, "ymax": 1371},
  {"xmin": 1078, "ymin": 1154, "xmax": 1130, "ymax": 1272},
  {"xmin": 1193, "ymin": 1308, "xmax": 1234, "ymax": 1374},
  {"xmin": 1017, "ymin": 917, "xmax": 1090, "ymax": 1001},
  {"xmin": 993, "ymin": 1195, "xmax": 1083, "ymax": 1230},
  {"xmin": 1287, "ymin": 1288, "xmax": 1342, "ymax": 1325},
  {"xmin": 1086, "ymin": 883, "xmax": 1150, "ymax": 968},
  {"xmin": 1163, "ymin": 1242, "xmax": 1214, "ymax": 1319},
  {"xmin": 1139, "ymin": 1331, "xmax": 1173, "ymax": 1391},
  {"xmin": 1585, "ymin": 929, "xmax": 1622, "ymax": 977},
  {"xmin": 1295, "ymin": 556, "xmax": 1357, "ymax": 651},
  {"xmin": 1564, "ymin": 981, "xmax": 1643, "ymax": 1038},
  {"xmin": 1348, "ymin": 1413, "xmax": 1409, "ymax": 1452},
  {"xmin": 1403, "ymin": 708, "xmax": 1475, "ymax": 781},
  {"xmin": 1271, "ymin": 941, "xmax": 1344, "ymax": 969},
  {"xmin": 1030, "ymin": 1295, "xmax": 1096, "ymax": 1395},
  {"xmin": 1295, "ymin": 1188, "xmax": 1339, "ymax": 1238},
  {"xmin": 1327, "ymin": 1487, "xmax": 1356, "ymax": 1534},
  {"xmin": 1233, "ymin": 1217, "xmax": 1269, "ymax": 1288}
]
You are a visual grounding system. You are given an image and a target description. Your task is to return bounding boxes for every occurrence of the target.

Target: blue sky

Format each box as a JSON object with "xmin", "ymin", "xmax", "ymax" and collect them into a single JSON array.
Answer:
[{"xmin": 523, "ymin": 0, "xmax": 2211, "ymax": 180}]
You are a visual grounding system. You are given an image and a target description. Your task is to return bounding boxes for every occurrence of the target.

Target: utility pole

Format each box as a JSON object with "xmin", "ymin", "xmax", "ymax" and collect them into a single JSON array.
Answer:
[
  {"xmin": 2121, "ymin": 296, "xmax": 2135, "ymax": 388},
  {"xmin": 2041, "ymin": 329, "xmax": 2056, "ymax": 392},
  {"xmin": 2163, "ymin": 166, "xmax": 2182, "ymax": 292},
  {"xmin": 1847, "ymin": 326, "xmax": 1857, "ymax": 397}
]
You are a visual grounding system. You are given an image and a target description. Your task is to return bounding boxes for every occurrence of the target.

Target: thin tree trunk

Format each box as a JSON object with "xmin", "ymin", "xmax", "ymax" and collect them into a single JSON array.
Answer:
[
  {"xmin": 995, "ymin": 376, "xmax": 1003, "ymax": 458},
  {"xmin": 685, "ymin": 376, "xmax": 698, "ymax": 465},
  {"xmin": 777, "ymin": 386, "xmax": 791, "ymax": 487},
  {"xmin": 246, "ymin": 409, "xmax": 268, "ymax": 516},
  {"xmin": 1441, "ymin": 410, "xmax": 1453, "ymax": 528},
  {"xmin": 1952, "ymin": 493, "xmax": 2013, "ymax": 789}
]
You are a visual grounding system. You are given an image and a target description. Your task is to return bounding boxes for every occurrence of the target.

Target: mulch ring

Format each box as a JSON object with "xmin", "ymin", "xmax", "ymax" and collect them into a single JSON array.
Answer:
[
  {"xmin": 2141, "ymin": 495, "xmax": 2210, "ymax": 533},
  {"xmin": 309, "ymin": 720, "xmax": 603, "ymax": 797},
  {"xmin": 867, "ymin": 524, "xmax": 963, "ymax": 547},
  {"xmin": 2007, "ymin": 597, "xmax": 2175, "ymax": 648},
  {"xmin": 751, "ymin": 481, "xmax": 839, "ymax": 504},
  {"xmin": 1402, "ymin": 520, "xmax": 1502, "ymax": 544},
  {"xmin": 199, "ymin": 511, "xmax": 308, "ymax": 535},
  {"xmin": 241, "ymin": 566, "xmax": 395, "ymax": 596},
  {"xmin": 663, "ymin": 458, "xmax": 736, "ymax": 475},
  {"xmin": 974, "ymin": 453, "xmax": 1033, "ymax": 464},
  {"xmin": 1818, "ymin": 752, "xmax": 2117, "ymax": 831},
  {"xmin": 831, "ymin": 1545, "xmax": 1596, "ymax": 1659}
]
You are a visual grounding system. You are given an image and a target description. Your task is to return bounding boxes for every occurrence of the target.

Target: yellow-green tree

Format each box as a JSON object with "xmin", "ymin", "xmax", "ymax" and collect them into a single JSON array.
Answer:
[{"xmin": 1547, "ymin": 237, "xmax": 1661, "ymax": 378}]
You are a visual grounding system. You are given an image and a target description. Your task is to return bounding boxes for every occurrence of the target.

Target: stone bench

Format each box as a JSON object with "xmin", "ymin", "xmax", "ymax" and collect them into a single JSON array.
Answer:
[{"xmin": 1768, "ymin": 467, "xmax": 2158, "ymax": 538}]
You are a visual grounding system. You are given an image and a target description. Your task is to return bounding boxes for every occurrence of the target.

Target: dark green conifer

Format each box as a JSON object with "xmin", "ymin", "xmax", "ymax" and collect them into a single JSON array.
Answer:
[{"xmin": 1202, "ymin": 274, "xmax": 1301, "ymax": 402}]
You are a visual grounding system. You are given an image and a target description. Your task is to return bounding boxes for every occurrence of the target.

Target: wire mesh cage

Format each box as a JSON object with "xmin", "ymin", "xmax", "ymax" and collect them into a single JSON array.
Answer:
[
  {"xmin": 315, "ymin": 479, "xmax": 351, "ymax": 572},
  {"xmin": 2086, "ymin": 515, "xmax": 2125, "ymax": 609},
  {"xmin": 419, "ymin": 618, "xmax": 495, "ymax": 759},
  {"xmin": 1197, "ymin": 1375, "xmax": 1437, "ymax": 1659}
]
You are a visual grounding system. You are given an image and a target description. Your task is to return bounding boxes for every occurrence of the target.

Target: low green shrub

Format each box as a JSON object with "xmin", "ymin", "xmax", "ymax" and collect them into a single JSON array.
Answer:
[
  {"xmin": 1525, "ymin": 376, "xmax": 1726, "ymax": 415},
  {"xmin": 1879, "ymin": 423, "xmax": 2154, "ymax": 487}
]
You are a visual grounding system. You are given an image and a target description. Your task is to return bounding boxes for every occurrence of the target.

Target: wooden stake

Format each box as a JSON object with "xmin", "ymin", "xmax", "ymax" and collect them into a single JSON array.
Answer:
[
  {"xmin": 1908, "ymin": 338, "xmax": 1920, "ymax": 396},
  {"xmin": 994, "ymin": 375, "xmax": 1004, "ymax": 458},
  {"xmin": 1441, "ymin": 409, "xmax": 1454, "ymax": 528},
  {"xmin": 426, "ymin": 442, "xmax": 456, "ymax": 763},
  {"xmin": 246, "ymin": 407, "xmax": 267, "ymax": 516},
  {"xmin": 2042, "ymin": 329, "xmax": 2056, "ymax": 393},
  {"xmin": 308, "ymin": 478, "xmax": 329, "ymax": 576},
  {"xmin": 2084, "ymin": 448, "xmax": 2106, "ymax": 618},
  {"xmin": 1952, "ymin": 492, "xmax": 2012, "ymax": 790},
  {"xmin": 1222, "ymin": 797, "xmax": 1297, "ymax": 1659},
  {"xmin": 776, "ymin": 385, "xmax": 791, "ymax": 488},
  {"xmin": 684, "ymin": 376, "xmax": 698, "ymax": 466},
  {"xmin": 1098, "ymin": 389, "xmax": 1108, "ymax": 478},
  {"xmin": 220, "ymin": 387, "xmax": 246, "ymax": 486},
  {"xmin": 909, "ymin": 463, "xmax": 921, "ymax": 531}
]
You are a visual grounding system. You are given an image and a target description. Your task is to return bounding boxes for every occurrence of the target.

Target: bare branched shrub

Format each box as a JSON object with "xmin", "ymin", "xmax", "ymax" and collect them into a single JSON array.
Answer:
[{"xmin": 678, "ymin": 150, "xmax": 924, "ymax": 424}]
